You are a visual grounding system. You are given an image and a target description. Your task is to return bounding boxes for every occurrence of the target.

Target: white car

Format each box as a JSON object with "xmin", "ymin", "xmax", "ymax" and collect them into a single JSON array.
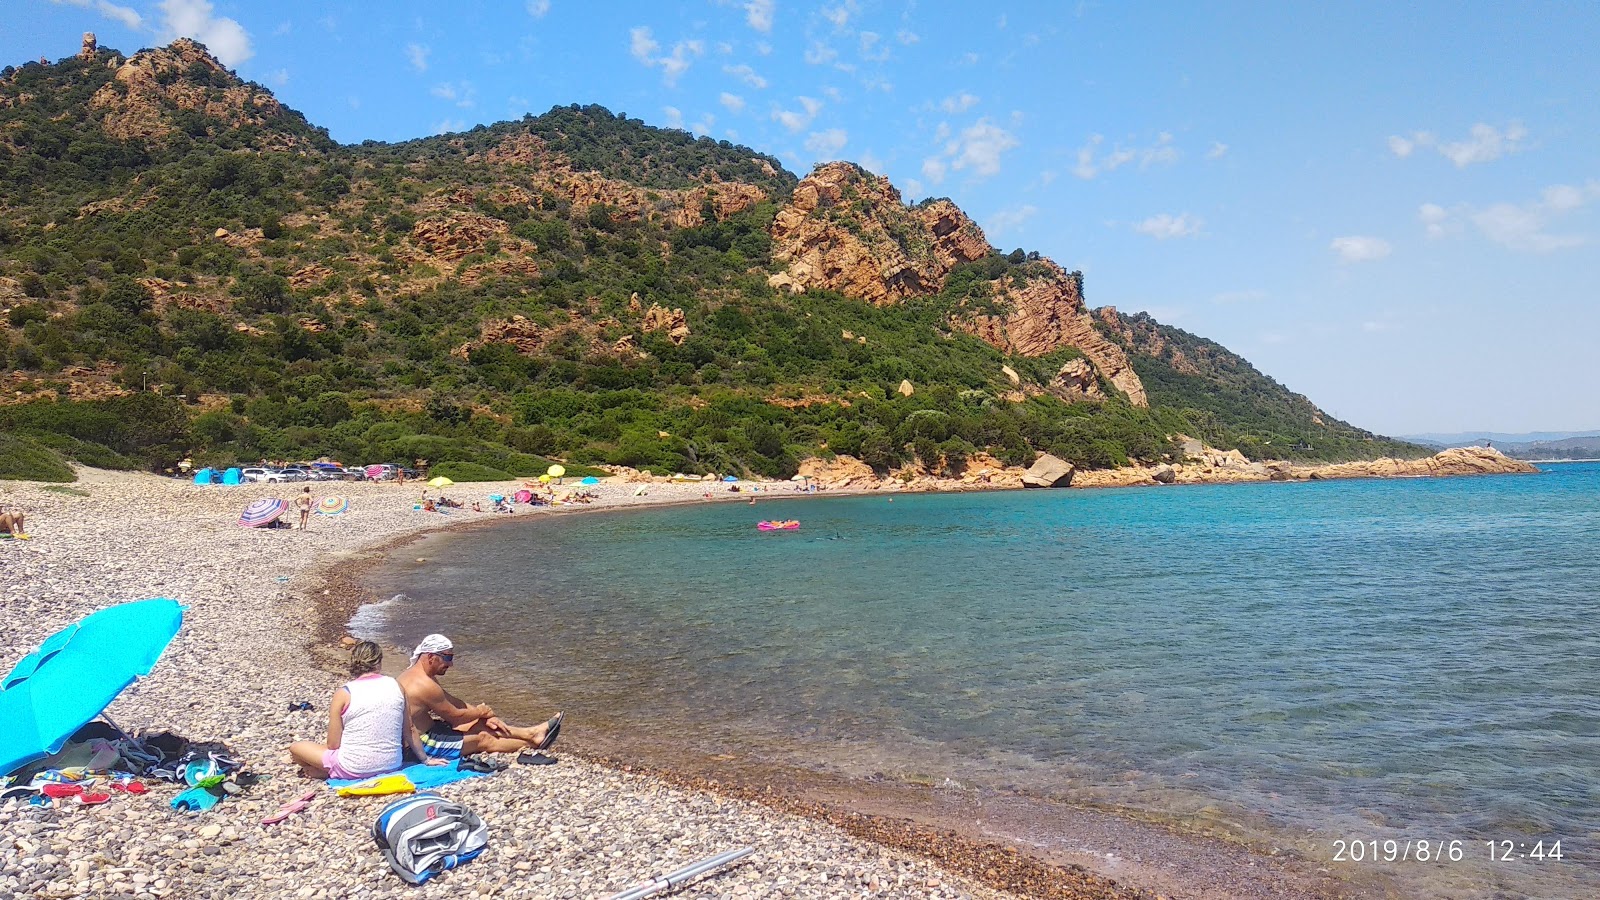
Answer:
[{"xmin": 240, "ymin": 467, "xmax": 272, "ymax": 483}]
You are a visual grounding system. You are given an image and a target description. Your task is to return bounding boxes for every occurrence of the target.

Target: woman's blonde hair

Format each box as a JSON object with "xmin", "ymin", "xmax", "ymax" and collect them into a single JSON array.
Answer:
[{"xmin": 349, "ymin": 641, "xmax": 383, "ymax": 676}]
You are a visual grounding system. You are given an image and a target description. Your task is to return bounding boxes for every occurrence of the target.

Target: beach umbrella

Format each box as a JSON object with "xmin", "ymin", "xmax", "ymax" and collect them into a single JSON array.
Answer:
[
  {"xmin": 238, "ymin": 498, "xmax": 289, "ymax": 527},
  {"xmin": 538, "ymin": 474, "xmax": 551, "ymax": 484},
  {"xmin": 722, "ymin": 475, "xmax": 739, "ymax": 482},
  {"xmin": 580, "ymin": 476, "xmax": 600, "ymax": 485},
  {"xmin": 514, "ymin": 490, "xmax": 533, "ymax": 503},
  {"xmin": 0, "ymin": 598, "xmax": 184, "ymax": 776},
  {"xmin": 546, "ymin": 464, "xmax": 565, "ymax": 479},
  {"xmin": 316, "ymin": 495, "xmax": 350, "ymax": 516},
  {"xmin": 427, "ymin": 476, "xmax": 454, "ymax": 488},
  {"xmin": 365, "ymin": 465, "xmax": 385, "ymax": 480}
]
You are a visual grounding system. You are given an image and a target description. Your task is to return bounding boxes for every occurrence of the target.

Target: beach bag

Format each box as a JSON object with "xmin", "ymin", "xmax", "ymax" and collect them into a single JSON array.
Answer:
[{"xmin": 372, "ymin": 792, "xmax": 488, "ymax": 884}]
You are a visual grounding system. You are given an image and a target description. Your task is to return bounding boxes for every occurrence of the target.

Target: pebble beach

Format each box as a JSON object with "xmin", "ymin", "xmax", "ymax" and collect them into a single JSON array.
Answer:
[{"xmin": 0, "ymin": 469, "xmax": 1357, "ymax": 900}]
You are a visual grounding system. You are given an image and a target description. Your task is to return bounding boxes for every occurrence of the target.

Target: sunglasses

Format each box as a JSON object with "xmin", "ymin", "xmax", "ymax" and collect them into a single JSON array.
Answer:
[{"xmin": 433, "ymin": 652, "xmax": 454, "ymax": 663}]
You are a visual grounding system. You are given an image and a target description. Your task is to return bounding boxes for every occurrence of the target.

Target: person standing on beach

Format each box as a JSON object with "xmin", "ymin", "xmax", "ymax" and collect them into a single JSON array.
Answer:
[
  {"xmin": 397, "ymin": 634, "xmax": 562, "ymax": 761},
  {"xmin": 294, "ymin": 486, "xmax": 313, "ymax": 530}
]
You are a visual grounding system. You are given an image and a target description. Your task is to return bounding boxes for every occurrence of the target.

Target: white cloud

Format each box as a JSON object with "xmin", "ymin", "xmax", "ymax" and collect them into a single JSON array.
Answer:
[
  {"xmin": 1418, "ymin": 182, "xmax": 1600, "ymax": 252},
  {"xmin": 773, "ymin": 96, "xmax": 822, "ymax": 132},
  {"xmin": 805, "ymin": 128, "xmax": 848, "ymax": 155},
  {"xmin": 525, "ymin": 0, "xmax": 550, "ymax": 17},
  {"xmin": 856, "ymin": 150, "xmax": 884, "ymax": 174},
  {"xmin": 896, "ymin": 29, "xmax": 920, "ymax": 44},
  {"xmin": 903, "ymin": 178, "xmax": 924, "ymax": 198},
  {"xmin": 755, "ymin": 41, "xmax": 772, "ymax": 55},
  {"xmin": 1330, "ymin": 235, "xmax": 1392, "ymax": 263},
  {"xmin": 406, "ymin": 43, "xmax": 430, "ymax": 72},
  {"xmin": 859, "ymin": 31, "xmax": 889, "ymax": 61},
  {"xmin": 724, "ymin": 63, "xmax": 768, "ymax": 88},
  {"xmin": 1134, "ymin": 213, "xmax": 1204, "ymax": 239},
  {"xmin": 987, "ymin": 204, "xmax": 1037, "ymax": 234},
  {"xmin": 1206, "ymin": 141, "xmax": 1228, "ymax": 160},
  {"xmin": 433, "ymin": 118, "xmax": 466, "ymax": 135},
  {"xmin": 1073, "ymin": 133, "xmax": 1180, "ymax": 179},
  {"xmin": 661, "ymin": 106, "xmax": 684, "ymax": 129},
  {"xmin": 51, "ymin": 0, "xmax": 145, "ymax": 33},
  {"xmin": 944, "ymin": 118, "xmax": 1018, "ymax": 178},
  {"xmin": 265, "ymin": 68, "xmax": 288, "ymax": 87},
  {"xmin": 821, "ymin": 2, "xmax": 854, "ymax": 28},
  {"xmin": 158, "ymin": 0, "xmax": 252, "ymax": 66},
  {"xmin": 940, "ymin": 92, "xmax": 979, "ymax": 114},
  {"xmin": 719, "ymin": 92, "xmax": 745, "ymax": 113},
  {"xmin": 920, "ymin": 156, "xmax": 947, "ymax": 184},
  {"xmin": 430, "ymin": 81, "xmax": 476, "ymax": 108},
  {"xmin": 691, "ymin": 113, "xmax": 715, "ymax": 134},
  {"xmin": 744, "ymin": 0, "xmax": 774, "ymax": 33},
  {"xmin": 630, "ymin": 27, "xmax": 703, "ymax": 86},
  {"xmin": 1387, "ymin": 122, "xmax": 1528, "ymax": 168},
  {"xmin": 804, "ymin": 42, "xmax": 837, "ymax": 65}
]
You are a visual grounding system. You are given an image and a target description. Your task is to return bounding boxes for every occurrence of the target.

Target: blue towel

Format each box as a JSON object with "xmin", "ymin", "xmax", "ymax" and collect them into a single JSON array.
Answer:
[{"xmin": 327, "ymin": 761, "xmax": 491, "ymax": 792}]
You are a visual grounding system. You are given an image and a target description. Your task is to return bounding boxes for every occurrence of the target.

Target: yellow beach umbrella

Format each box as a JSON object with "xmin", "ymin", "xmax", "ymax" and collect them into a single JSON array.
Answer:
[
  {"xmin": 538, "ymin": 474, "xmax": 551, "ymax": 483},
  {"xmin": 547, "ymin": 464, "xmax": 565, "ymax": 479},
  {"xmin": 427, "ymin": 476, "xmax": 454, "ymax": 488}
]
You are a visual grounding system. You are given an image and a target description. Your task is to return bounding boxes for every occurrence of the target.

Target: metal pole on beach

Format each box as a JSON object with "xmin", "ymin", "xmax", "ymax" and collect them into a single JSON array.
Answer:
[{"xmin": 604, "ymin": 847, "xmax": 755, "ymax": 900}]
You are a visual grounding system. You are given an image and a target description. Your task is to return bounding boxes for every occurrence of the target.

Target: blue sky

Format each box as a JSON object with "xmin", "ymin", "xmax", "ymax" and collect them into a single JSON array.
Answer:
[{"xmin": 13, "ymin": 1, "xmax": 1600, "ymax": 435}]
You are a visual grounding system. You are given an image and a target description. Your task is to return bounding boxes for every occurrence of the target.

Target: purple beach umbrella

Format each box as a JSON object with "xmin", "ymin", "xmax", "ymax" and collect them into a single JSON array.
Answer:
[{"xmin": 239, "ymin": 498, "xmax": 289, "ymax": 527}]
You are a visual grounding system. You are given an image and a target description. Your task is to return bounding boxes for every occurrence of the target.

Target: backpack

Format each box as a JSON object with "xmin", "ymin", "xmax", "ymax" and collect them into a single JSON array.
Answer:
[{"xmin": 372, "ymin": 792, "xmax": 489, "ymax": 884}]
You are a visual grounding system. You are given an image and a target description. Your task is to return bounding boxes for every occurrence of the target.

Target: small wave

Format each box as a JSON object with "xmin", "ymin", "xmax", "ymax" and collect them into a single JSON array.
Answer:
[{"xmin": 347, "ymin": 593, "xmax": 409, "ymax": 640}]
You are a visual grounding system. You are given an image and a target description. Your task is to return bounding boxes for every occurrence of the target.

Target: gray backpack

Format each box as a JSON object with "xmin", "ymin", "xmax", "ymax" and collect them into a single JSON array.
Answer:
[{"xmin": 372, "ymin": 792, "xmax": 489, "ymax": 884}]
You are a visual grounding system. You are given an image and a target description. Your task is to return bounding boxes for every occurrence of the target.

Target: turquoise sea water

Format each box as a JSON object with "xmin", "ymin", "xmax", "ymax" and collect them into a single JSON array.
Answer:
[{"xmin": 363, "ymin": 463, "xmax": 1600, "ymax": 897}]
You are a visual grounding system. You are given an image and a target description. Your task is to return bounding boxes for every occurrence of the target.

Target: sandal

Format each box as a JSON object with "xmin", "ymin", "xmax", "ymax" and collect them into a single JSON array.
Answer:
[
  {"xmin": 41, "ymin": 783, "xmax": 83, "ymax": 799},
  {"xmin": 75, "ymin": 792, "xmax": 112, "ymax": 806},
  {"xmin": 108, "ymin": 780, "xmax": 148, "ymax": 794},
  {"xmin": 261, "ymin": 790, "xmax": 316, "ymax": 826},
  {"xmin": 533, "ymin": 711, "xmax": 563, "ymax": 751}
]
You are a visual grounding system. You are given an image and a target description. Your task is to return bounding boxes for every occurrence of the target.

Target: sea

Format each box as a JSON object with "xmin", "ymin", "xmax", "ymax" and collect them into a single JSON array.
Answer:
[{"xmin": 359, "ymin": 461, "xmax": 1600, "ymax": 898}]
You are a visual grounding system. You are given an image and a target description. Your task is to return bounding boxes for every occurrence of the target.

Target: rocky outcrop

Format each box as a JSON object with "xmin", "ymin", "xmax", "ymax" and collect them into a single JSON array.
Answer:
[
  {"xmin": 797, "ymin": 454, "xmax": 878, "ymax": 489},
  {"xmin": 87, "ymin": 40, "xmax": 307, "ymax": 148},
  {"xmin": 1051, "ymin": 357, "xmax": 1104, "ymax": 403},
  {"xmin": 407, "ymin": 212, "xmax": 512, "ymax": 263},
  {"xmin": 640, "ymin": 303, "xmax": 690, "ymax": 345},
  {"xmin": 767, "ymin": 162, "xmax": 989, "ymax": 304},
  {"xmin": 1021, "ymin": 454, "xmax": 1075, "ymax": 488},
  {"xmin": 472, "ymin": 132, "xmax": 766, "ymax": 228},
  {"xmin": 80, "ymin": 33, "xmax": 97, "ymax": 60},
  {"xmin": 1301, "ymin": 446, "xmax": 1537, "ymax": 479},
  {"xmin": 952, "ymin": 263, "xmax": 1147, "ymax": 406}
]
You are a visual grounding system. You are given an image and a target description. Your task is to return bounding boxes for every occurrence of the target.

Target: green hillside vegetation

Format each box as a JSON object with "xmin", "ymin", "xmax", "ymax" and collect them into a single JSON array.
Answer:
[
  {"xmin": 0, "ymin": 43, "xmax": 1426, "ymax": 482},
  {"xmin": 1097, "ymin": 312, "xmax": 1424, "ymax": 462}
]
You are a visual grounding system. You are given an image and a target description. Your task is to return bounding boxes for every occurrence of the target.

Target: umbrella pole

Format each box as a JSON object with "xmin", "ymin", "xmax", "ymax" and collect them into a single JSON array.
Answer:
[
  {"xmin": 100, "ymin": 713, "xmax": 133, "ymax": 742},
  {"xmin": 604, "ymin": 847, "xmax": 754, "ymax": 900}
]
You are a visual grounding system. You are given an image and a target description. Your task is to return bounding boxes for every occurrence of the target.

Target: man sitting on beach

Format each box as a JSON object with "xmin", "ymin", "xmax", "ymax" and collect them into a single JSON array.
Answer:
[{"xmin": 397, "ymin": 634, "xmax": 563, "ymax": 762}]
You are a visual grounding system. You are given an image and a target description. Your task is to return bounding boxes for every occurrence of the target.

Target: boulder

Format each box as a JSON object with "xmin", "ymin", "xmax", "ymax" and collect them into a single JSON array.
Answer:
[
  {"xmin": 1021, "ymin": 454, "xmax": 1074, "ymax": 488},
  {"xmin": 1151, "ymin": 463, "xmax": 1176, "ymax": 484}
]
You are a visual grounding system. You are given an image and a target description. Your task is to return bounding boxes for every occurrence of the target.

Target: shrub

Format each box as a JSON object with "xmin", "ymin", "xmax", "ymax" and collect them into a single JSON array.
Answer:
[
  {"xmin": 428, "ymin": 461, "xmax": 514, "ymax": 482},
  {"xmin": 0, "ymin": 432, "xmax": 76, "ymax": 482}
]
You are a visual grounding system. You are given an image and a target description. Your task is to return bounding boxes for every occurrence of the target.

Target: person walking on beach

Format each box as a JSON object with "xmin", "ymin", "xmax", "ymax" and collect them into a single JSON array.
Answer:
[
  {"xmin": 294, "ymin": 486, "xmax": 313, "ymax": 530},
  {"xmin": 397, "ymin": 634, "xmax": 563, "ymax": 762}
]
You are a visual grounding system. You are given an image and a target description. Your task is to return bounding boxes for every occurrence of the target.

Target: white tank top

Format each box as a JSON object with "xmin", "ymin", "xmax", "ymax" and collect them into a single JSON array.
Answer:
[{"xmin": 337, "ymin": 674, "xmax": 406, "ymax": 775}]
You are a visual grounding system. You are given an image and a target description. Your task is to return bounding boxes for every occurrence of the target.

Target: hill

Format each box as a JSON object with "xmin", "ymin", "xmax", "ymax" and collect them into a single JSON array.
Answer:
[{"xmin": 0, "ymin": 39, "xmax": 1429, "ymax": 481}]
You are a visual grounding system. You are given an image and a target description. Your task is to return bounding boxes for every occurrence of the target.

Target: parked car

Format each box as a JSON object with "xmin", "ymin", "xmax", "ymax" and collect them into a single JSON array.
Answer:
[
  {"xmin": 240, "ymin": 467, "xmax": 272, "ymax": 483},
  {"xmin": 342, "ymin": 466, "xmax": 367, "ymax": 481},
  {"xmin": 277, "ymin": 467, "xmax": 310, "ymax": 482}
]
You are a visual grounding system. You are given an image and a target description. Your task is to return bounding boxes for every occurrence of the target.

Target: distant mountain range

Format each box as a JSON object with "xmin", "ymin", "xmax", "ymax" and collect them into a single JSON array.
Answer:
[{"xmin": 1401, "ymin": 431, "xmax": 1600, "ymax": 460}]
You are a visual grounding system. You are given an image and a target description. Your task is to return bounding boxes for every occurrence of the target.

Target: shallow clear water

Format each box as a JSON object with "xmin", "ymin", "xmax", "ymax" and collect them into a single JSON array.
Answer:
[{"xmin": 364, "ymin": 463, "xmax": 1600, "ymax": 896}]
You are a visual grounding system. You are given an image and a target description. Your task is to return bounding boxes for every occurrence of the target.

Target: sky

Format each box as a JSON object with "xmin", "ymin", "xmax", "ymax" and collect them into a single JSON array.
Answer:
[{"xmin": 9, "ymin": 0, "xmax": 1600, "ymax": 436}]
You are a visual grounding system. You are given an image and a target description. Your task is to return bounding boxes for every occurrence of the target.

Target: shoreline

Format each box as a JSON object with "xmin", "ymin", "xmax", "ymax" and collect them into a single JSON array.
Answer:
[{"xmin": 2, "ymin": 458, "xmax": 1540, "ymax": 898}]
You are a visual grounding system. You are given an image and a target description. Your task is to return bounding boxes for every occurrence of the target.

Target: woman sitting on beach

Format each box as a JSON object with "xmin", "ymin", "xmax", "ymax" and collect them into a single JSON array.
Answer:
[
  {"xmin": 0, "ymin": 504, "xmax": 25, "ymax": 537},
  {"xmin": 288, "ymin": 642, "xmax": 444, "ymax": 780}
]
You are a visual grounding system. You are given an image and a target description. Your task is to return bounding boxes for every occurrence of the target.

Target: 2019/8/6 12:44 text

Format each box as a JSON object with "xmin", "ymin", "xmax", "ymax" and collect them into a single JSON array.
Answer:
[{"xmin": 1332, "ymin": 839, "xmax": 1565, "ymax": 863}]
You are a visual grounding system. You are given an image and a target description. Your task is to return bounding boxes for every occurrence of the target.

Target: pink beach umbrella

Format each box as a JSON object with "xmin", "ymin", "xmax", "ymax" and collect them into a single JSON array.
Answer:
[{"xmin": 238, "ymin": 498, "xmax": 289, "ymax": 527}]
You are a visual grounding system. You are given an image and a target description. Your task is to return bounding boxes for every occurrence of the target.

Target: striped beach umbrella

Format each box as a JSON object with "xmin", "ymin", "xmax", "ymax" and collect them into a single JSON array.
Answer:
[
  {"xmin": 238, "ymin": 498, "xmax": 289, "ymax": 527},
  {"xmin": 316, "ymin": 496, "xmax": 350, "ymax": 516}
]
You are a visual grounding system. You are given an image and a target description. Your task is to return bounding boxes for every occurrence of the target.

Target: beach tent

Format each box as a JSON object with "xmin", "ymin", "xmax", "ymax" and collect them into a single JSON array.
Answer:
[
  {"xmin": 222, "ymin": 467, "xmax": 242, "ymax": 485},
  {"xmin": 0, "ymin": 598, "xmax": 184, "ymax": 776},
  {"xmin": 579, "ymin": 476, "xmax": 600, "ymax": 485},
  {"xmin": 192, "ymin": 468, "xmax": 214, "ymax": 485},
  {"xmin": 722, "ymin": 476, "xmax": 739, "ymax": 482}
]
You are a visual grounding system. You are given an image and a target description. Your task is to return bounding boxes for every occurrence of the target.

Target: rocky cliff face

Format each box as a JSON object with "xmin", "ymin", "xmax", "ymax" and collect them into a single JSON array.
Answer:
[
  {"xmin": 768, "ymin": 163, "xmax": 1148, "ymax": 405},
  {"xmin": 86, "ymin": 39, "xmax": 310, "ymax": 148},
  {"xmin": 767, "ymin": 162, "xmax": 989, "ymax": 304},
  {"xmin": 951, "ymin": 263, "xmax": 1147, "ymax": 406},
  {"xmin": 473, "ymin": 131, "xmax": 767, "ymax": 228}
]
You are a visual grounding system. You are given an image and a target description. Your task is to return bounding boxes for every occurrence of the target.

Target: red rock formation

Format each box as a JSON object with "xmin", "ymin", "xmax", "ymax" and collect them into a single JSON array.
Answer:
[
  {"xmin": 640, "ymin": 303, "xmax": 690, "ymax": 345},
  {"xmin": 87, "ymin": 40, "xmax": 306, "ymax": 148},
  {"xmin": 767, "ymin": 163, "xmax": 989, "ymax": 304},
  {"xmin": 952, "ymin": 263, "xmax": 1147, "ymax": 406}
]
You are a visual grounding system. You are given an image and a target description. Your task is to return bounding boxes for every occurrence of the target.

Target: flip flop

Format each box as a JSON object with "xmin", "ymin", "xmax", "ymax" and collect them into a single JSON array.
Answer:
[
  {"xmin": 533, "ymin": 712, "xmax": 563, "ymax": 751},
  {"xmin": 261, "ymin": 789, "xmax": 317, "ymax": 826},
  {"xmin": 516, "ymin": 752, "xmax": 558, "ymax": 766},
  {"xmin": 109, "ymin": 780, "xmax": 148, "ymax": 794},
  {"xmin": 41, "ymin": 783, "xmax": 83, "ymax": 799},
  {"xmin": 75, "ymin": 792, "xmax": 112, "ymax": 806}
]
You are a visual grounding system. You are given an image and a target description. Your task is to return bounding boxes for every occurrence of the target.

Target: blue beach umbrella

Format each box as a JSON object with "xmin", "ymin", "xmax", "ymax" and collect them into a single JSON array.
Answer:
[
  {"xmin": 580, "ymin": 476, "xmax": 600, "ymax": 485},
  {"xmin": 0, "ymin": 598, "xmax": 184, "ymax": 776},
  {"xmin": 722, "ymin": 476, "xmax": 739, "ymax": 482}
]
